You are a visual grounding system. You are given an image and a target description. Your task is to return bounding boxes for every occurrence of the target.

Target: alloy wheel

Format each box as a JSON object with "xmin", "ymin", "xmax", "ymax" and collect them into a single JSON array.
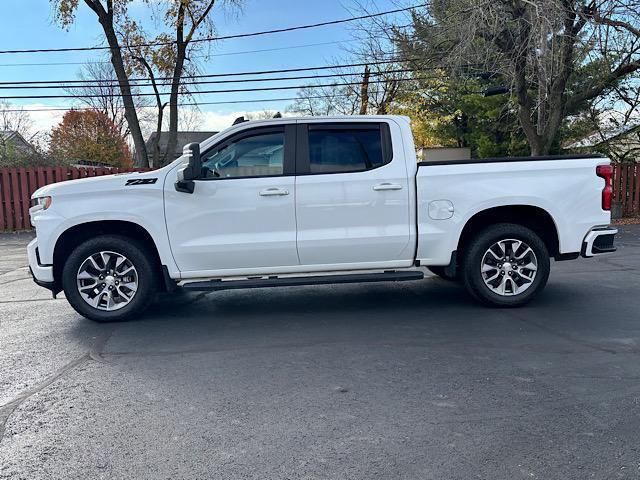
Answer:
[
  {"xmin": 480, "ymin": 238, "xmax": 538, "ymax": 296},
  {"xmin": 76, "ymin": 251, "xmax": 139, "ymax": 311}
]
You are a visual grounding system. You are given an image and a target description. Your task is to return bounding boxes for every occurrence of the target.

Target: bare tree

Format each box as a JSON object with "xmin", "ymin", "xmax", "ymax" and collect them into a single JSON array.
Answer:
[
  {"xmin": 288, "ymin": 3, "xmax": 412, "ymax": 117},
  {"xmin": 0, "ymin": 102, "xmax": 33, "ymax": 138},
  {"xmin": 288, "ymin": 82, "xmax": 361, "ymax": 116},
  {"xmin": 287, "ymin": 55, "xmax": 410, "ymax": 116},
  {"xmin": 344, "ymin": 7, "xmax": 414, "ymax": 115},
  {"xmin": 64, "ymin": 62, "xmax": 153, "ymax": 139},
  {"xmin": 397, "ymin": 0, "xmax": 640, "ymax": 155}
]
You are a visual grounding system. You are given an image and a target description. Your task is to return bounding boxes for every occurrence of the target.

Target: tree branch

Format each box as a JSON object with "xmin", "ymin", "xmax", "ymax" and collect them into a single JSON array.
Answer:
[
  {"xmin": 566, "ymin": 59, "xmax": 640, "ymax": 113},
  {"xmin": 186, "ymin": 0, "xmax": 216, "ymax": 43},
  {"xmin": 591, "ymin": 9, "xmax": 640, "ymax": 38}
]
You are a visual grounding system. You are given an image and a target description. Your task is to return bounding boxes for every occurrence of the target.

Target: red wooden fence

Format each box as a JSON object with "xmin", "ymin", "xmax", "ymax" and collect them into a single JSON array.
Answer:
[
  {"xmin": 613, "ymin": 162, "xmax": 640, "ymax": 217},
  {"xmin": 0, "ymin": 166, "xmax": 149, "ymax": 232},
  {"xmin": 1, "ymin": 163, "xmax": 639, "ymax": 232}
]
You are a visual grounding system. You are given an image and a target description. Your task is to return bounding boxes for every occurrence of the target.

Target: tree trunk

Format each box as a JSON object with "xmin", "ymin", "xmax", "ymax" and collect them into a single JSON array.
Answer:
[
  {"xmin": 165, "ymin": 3, "xmax": 187, "ymax": 170},
  {"xmin": 165, "ymin": 0, "xmax": 217, "ymax": 162},
  {"xmin": 89, "ymin": 2, "xmax": 148, "ymax": 167},
  {"xmin": 152, "ymin": 107, "xmax": 164, "ymax": 169},
  {"xmin": 165, "ymin": 49, "xmax": 184, "ymax": 167},
  {"xmin": 135, "ymin": 55, "xmax": 165, "ymax": 168}
]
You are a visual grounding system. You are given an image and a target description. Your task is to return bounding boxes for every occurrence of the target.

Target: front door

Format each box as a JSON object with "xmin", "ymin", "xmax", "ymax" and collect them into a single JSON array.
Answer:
[{"xmin": 164, "ymin": 125, "xmax": 299, "ymax": 275}]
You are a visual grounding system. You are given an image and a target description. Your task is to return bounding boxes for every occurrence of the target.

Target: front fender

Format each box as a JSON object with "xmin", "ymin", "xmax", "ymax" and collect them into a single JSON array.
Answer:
[{"xmin": 33, "ymin": 189, "xmax": 179, "ymax": 279}]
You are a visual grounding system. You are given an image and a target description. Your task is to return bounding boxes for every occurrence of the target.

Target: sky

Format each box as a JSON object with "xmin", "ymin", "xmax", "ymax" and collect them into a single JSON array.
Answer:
[{"xmin": 0, "ymin": 0, "xmax": 407, "ymax": 137}]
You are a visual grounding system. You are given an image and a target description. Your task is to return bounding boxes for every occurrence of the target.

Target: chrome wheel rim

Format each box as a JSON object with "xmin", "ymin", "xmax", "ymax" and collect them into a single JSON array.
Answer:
[
  {"xmin": 481, "ymin": 239, "xmax": 538, "ymax": 296},
  {"xmin": 76, "ymin": 251, "xmax": 138, "ymax": 311}
]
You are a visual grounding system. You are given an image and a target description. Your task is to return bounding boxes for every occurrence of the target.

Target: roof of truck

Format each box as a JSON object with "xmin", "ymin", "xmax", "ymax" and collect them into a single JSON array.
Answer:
[{"xmin": 230, "ymin": 114, "xmax": 410, "ymax": 124}]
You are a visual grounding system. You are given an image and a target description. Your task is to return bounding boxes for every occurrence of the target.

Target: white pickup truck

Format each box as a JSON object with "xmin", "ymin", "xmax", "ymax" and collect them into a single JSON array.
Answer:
[{"xmin": 28, "ymin": 115, "xmax": 617, "ymax": 322}]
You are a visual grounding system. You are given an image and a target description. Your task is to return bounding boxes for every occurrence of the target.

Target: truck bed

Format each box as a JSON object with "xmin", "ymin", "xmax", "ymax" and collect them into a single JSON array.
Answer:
[{"xmin": 414, "ymin": 154, "xmax": 611, "ymax": 266}]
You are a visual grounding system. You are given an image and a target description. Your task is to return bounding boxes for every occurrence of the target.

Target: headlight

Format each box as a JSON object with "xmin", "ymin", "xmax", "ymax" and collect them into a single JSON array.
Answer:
[{"xmin": 31, "ymin": 196, "xmax": 53, "ymax": 210}]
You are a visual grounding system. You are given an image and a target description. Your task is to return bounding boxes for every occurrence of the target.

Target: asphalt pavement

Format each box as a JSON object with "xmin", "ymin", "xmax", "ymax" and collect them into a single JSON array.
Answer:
[{"xmin": 1, "ymin": 227, "xmax": 640, "ymax": 479}]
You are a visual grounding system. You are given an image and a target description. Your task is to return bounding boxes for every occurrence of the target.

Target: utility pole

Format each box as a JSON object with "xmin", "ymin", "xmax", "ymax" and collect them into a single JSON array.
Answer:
[{"xmin": 359, "ymin": 65, "xmax": 370, "ymax": 115}]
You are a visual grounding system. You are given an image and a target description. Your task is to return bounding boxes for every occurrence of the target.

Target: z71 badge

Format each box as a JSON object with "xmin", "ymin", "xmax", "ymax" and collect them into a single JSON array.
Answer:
[{"xmin": 125, "ymin": 178, "xmax": 158, "ymax": 186}]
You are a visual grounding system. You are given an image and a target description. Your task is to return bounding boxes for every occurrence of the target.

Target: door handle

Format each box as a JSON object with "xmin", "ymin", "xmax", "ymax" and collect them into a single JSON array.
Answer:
[
  {"xmin": 373, "ymin": 183, "xmax": 403, "ymax": 191},
  {"xmin": 259, "ymin": 187, "xmax": 289, "ymax": 196}
]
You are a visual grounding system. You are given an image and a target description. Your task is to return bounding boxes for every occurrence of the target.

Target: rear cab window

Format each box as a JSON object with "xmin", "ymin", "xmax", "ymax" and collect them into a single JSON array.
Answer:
[{"xmin": 296, "ymin": 122, "xmax": 393, "ymax": 175}]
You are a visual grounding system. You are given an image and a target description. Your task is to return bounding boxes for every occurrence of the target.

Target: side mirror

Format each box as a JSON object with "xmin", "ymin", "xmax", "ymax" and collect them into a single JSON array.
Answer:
[{"xmin": 175, "ymin": 143, "xmax": 201, "ymax": 194}]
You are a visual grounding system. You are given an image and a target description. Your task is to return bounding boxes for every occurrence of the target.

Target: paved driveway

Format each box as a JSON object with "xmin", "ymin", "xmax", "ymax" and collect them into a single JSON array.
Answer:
[{"xmin": 1, "ymin": 227, "xmax": 640, "ymax": 479}]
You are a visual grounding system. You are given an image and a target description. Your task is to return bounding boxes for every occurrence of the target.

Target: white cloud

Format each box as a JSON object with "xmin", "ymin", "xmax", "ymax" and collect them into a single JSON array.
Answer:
[
  {"xmin": 29, "ymin": 107, "xmax": 65, "ymax": 136},
  {"xmin": 201, "ymin": 111, "xmax": 248, "ymax": 131},
  {"xmin": 199, "ymin": 110, "xmax": 283, "ymax": 131}
]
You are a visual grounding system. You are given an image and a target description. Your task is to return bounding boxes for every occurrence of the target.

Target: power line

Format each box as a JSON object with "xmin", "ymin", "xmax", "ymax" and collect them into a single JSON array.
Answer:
[
  {"xmin": 0, "ymin": 75, "xmax": 436, "ymax": 100},
  {"xmin": 0, "ymin": 59, "xmax": 416, "ymax": 86},
  {"xmin": 0, "ymin": 4, "xmax": 427, "ymax": 55},
  {"xmin": 0, "ymin": 95, "xmax": 360, "ymax": 113},
  {"xmin": 0, "ymin": 39, "xmax": 364, "ymax": 67},
  {"xmin": 0, "ymin": 68, "xmax": 417, "ymax": 91},
  {"xmin": 0, "ymin": 82, "xmax": 491, "ymax": 114}
]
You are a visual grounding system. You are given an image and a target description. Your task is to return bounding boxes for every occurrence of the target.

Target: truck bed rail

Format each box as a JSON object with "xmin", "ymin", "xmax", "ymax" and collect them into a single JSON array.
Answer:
[{"xmin": 418, "ymin": 154, "xmax": 605, "ymax": 167}]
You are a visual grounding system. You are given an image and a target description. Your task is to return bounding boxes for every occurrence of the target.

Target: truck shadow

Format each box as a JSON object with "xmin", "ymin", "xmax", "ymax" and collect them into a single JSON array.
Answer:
[
  {"xmin": 151, "ymin": 275, "xmax": 588, "ymax": 314},
  {"xmin": 64, "ymin": 276, "xmax": 597, "ymax": 359},
  {"xmin": 147, "ymin": 279, "xmax": 475, "ymax": 319}
]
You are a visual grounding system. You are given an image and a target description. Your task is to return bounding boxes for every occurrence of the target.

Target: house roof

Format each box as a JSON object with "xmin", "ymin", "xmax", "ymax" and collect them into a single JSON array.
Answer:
[
  {"xmin": 146, "ymin": 131, "xmax": 218, "ymax": 160},
  {"xmin": 565, "ymin": 122, "xmax": 640, "ymax": 149},
  {"xmin": 0, "ymin": 131, "xmax": 19, "ymax": 143}
]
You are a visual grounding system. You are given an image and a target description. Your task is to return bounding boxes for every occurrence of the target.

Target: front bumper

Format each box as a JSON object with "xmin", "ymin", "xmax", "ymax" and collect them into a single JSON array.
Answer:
[
  {"xmin": 582, "ymin": 228, "xmax": 618, "ymax": 257},
  {"xmin": 27, "ymin": 238, "xmax": 55, "ymax": 285}
]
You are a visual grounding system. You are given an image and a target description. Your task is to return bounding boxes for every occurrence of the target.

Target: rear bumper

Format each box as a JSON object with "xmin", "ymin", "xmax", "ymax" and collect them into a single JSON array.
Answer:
[
  {"xmin": 27, "ymin": 238, "xmax": 54, "ymax": 285},
  {"xmin": 582, "ymin": 228, "xmax": 617, "ymax": 257}
]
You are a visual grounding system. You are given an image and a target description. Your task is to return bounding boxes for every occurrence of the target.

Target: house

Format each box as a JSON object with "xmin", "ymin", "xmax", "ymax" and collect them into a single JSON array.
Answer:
[
  {"xmin": 0, "ymin": 131, "xmax": 41, "ymax": 167},
  {"xmin": 565, "ymin": 123, "xmax": 640, "ymax": 162},
  {"xmin": 145, "ymin": 131, "xmax": 218, "ymax": 166},
  {"xmin": 0, "ymin": 131, "xmax": 37, "ymax": 156}
]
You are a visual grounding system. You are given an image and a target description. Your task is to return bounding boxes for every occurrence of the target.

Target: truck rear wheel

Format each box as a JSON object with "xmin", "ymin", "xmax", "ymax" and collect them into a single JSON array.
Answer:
[
  {"xmin": 461, "ymin": 223, "xmax": 550, "ymax": 307},
  {"xmin": 62, "ymin": 235, "xmax": 157, "ymax": 322}
]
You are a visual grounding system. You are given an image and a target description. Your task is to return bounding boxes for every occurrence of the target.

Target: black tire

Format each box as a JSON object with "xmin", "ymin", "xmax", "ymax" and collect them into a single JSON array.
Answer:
[
  {"xmin": 427, "ymin": 266, "xmax": 458, "ymax": 281},
  {"xmin": 62, "ymin": 235, "xmax": 158, "ymax": 322},
  {"xmin": 461, "ymin": 223, "xmax": 550, "ymax": 307}
]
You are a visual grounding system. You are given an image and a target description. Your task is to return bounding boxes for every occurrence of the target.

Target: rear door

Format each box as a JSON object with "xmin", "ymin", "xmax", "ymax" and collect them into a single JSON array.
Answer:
[{"xmin": 294, "ymin": 120, "xmax": 413, "ymax": 267}]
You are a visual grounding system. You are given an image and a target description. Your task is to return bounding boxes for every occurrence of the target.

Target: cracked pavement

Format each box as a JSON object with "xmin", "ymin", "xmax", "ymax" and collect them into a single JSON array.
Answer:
[{"xmin": 1, "ymin": 227, "xmax": 640, "ymax": 479}]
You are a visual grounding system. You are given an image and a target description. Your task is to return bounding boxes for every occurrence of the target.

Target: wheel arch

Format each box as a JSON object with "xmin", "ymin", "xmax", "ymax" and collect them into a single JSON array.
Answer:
[
  {"xmin": 53, "ymin": 220, "xmax": 167, "ymax": 290},
  {"xmin": 457, "ymin": 205, "xmax": 560, "ymax": 258}
]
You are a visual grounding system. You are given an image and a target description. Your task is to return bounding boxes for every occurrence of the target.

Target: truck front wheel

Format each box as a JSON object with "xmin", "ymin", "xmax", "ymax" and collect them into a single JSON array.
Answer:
[
  {"xmin": 461, "ymin": 223, "xmax": 550, "ymax": 307},
  {"xmin": 62, "ymin": 235, "xmax": 158, "ymax": 322}
]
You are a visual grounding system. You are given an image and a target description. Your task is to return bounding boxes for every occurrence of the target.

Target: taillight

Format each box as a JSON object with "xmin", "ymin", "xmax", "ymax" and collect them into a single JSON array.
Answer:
[{"xmin": 596, "ymin": 164, "xmax": 613, "ymax": 211}]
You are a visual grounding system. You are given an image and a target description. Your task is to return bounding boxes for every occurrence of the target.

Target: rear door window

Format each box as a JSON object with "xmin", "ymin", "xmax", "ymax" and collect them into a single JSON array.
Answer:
[{"xmin": 304, "ymin": 124, "xmax": 391, "ymax": 174}]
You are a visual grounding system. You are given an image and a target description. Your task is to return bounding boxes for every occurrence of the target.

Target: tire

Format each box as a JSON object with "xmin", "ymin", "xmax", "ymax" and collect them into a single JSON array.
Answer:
[
  {"xmin": 427, "ymin": 266, "xmax": 458, "ymax": 281},
  {"xmin": 62, "ymin": 235, "xmax": 158, "ymax": 322},
  {"xmin": 461, "ymin": 223, "xmax": 550, "ymax": 307}
]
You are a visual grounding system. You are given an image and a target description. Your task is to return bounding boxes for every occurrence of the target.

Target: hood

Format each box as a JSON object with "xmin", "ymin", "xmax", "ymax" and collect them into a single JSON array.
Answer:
[{"xmin": 31, "ymin": 169, "xmax": 167, "ymax": 199}]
